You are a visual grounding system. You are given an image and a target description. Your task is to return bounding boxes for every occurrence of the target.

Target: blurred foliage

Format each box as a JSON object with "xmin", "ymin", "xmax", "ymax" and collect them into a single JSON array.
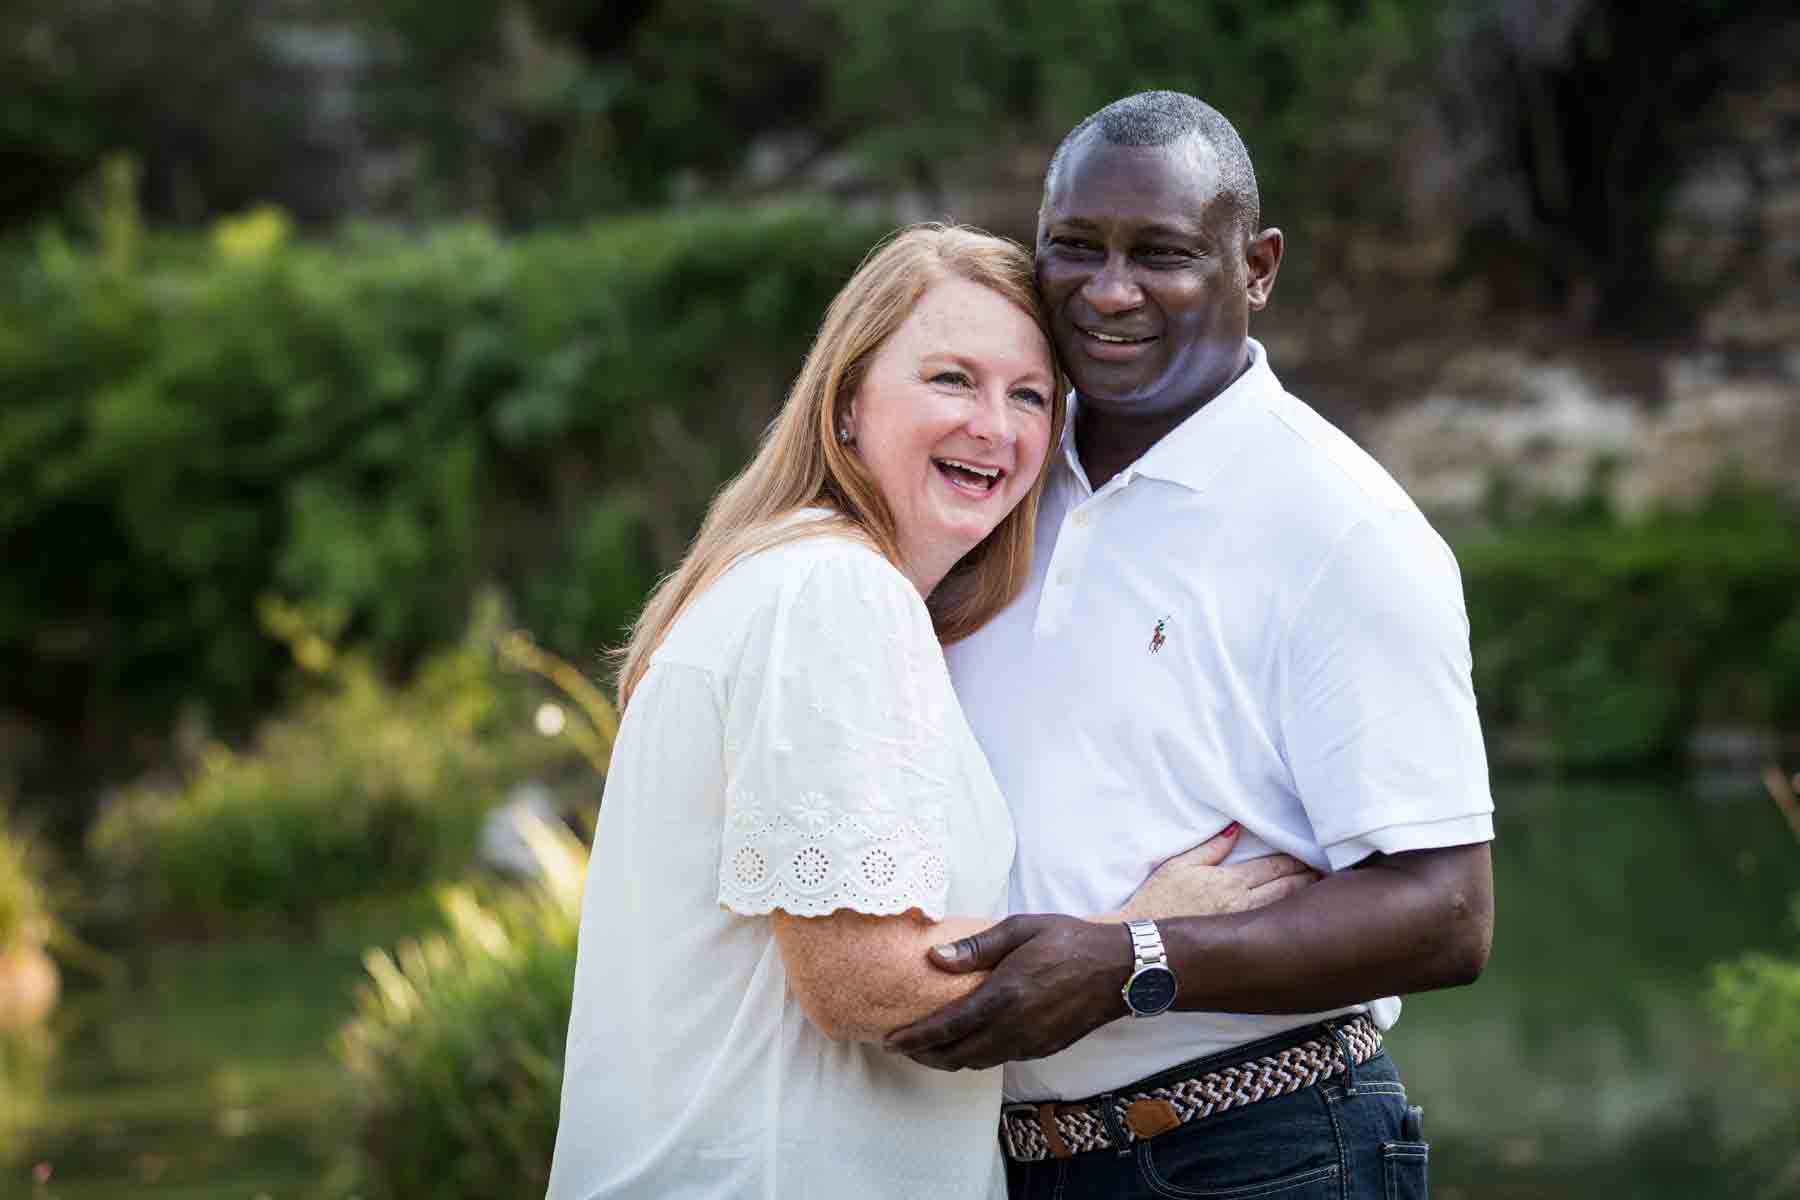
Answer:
[
  {"xmin": 1, "ymin": 183, "xmax": 882, "ymax": 804},
  {"xmin": 83, "ymin": 600, "xmax": 566, "ymax": 930},
  {"xmin": 333, "ymin": 633, "xmax": 614, "ymax": 1198},
  {"xmin": 0, "ymin": 1020, "xmax": 53, "ymax": 1162},
  {"xmin": 1712, "ymin": 902, "xmax": 1800, "ymax": 1076},
  {"xmin": 355, "ymin": 0, "xmax": 1442, "ymax": 224},
  {"xmin": 0, "ymin": 815, "xmax": 50, "ymax": 955},
  {"xmin": 337, "ymin": 816, "xmax": 583, "ymax": 1200},
  {"xmin": 0, "ymin": 0, "xmax": 336, "ymax": 229},
  {"xmin": 1434, "ymin": 0, "xmax": 1784, "ymax": 326},
  {"xmin": 5, "ymin": 1, "xmax": 1779, "ymax": 329},
  {"xmin": 1709, "ymin": 769, "xmax": 1800, "ymax": 1196},
  {"xmin": 0, "ymin": 813, "xmax": 56, "ymax": 1157},
  {"xmin": 8, "ymin": 0, "xmax": 1441, "ymax": 227},
  {"xmin": 1456, "ymin": 486, "xmax": 1800, "ymax": 770}
]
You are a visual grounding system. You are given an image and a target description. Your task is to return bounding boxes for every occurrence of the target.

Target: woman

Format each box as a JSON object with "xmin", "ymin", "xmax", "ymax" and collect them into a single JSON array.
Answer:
[{"xmin": 546, "ymin": 226, "xmax": 1307, "ymax": 1199}]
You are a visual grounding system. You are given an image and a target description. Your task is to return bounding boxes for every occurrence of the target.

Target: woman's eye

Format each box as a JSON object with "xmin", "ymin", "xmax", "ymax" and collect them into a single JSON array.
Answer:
[
  {"xmin": 931, "ymin": 371, "xmax": 971, "ymax": 387},
  {"xmin": 1012, "ymin": 388, "xmax": 1048, "ymax": 408}
]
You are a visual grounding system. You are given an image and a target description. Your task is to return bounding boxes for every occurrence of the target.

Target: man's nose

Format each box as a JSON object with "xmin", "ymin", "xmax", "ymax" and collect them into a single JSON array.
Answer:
[{"xmin": 1080, "ymin": 252, "xmax": 1142, "ymax": 314}]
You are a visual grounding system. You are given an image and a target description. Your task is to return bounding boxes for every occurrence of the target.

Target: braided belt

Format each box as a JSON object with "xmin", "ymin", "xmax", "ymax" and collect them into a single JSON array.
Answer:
[{"xmin": 999, "ymin": 1014, "xmax": 1383, "ymax": 1163}]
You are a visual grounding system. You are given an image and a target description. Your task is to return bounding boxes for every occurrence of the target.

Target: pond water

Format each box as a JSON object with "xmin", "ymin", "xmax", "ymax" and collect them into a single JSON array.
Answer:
[
  {"xmin": 6, "ymin": 777, "xmax": 1797, "ymax": 1198},
  {"xmin": 1389, "ymin": 777, "xmax": 1799, "ymax": 1197}
]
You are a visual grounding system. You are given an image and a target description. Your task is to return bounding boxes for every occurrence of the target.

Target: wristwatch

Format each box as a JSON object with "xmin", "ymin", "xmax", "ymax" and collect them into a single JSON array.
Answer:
[{"xmin": 1121, "ymin": 919, "xmax": 1178, "ymax": 1017}]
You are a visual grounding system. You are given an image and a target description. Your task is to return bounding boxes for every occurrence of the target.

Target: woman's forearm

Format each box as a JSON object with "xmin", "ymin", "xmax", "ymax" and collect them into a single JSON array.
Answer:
[
  {"xmin": 771, "ymin": 910, "xmax": 996, "ymax": 1042},
  {"xmin": 771, "ymin": 847, "xmax": 1315, "ymax": 1044},
  {"xmin": 773, "ymin": 903, "xmax": 1171, "ymax": 1043}
]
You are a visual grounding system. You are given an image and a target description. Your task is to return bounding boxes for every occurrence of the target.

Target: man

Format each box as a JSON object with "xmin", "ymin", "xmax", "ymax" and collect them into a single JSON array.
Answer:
[{"xmin": 886, "ymin": 91, "xmax": 1495, "ymax": 1198}]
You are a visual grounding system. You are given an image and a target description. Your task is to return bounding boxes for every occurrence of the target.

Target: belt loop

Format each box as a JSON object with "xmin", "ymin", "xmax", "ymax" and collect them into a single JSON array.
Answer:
[
  {"xmin": 1326, "ymin": 1021, "xmax": 1359, "ymax": 1097},
  {"xmin": 1097, "ymin": 1093, "xmax": 1131, "ymax": 1158}
]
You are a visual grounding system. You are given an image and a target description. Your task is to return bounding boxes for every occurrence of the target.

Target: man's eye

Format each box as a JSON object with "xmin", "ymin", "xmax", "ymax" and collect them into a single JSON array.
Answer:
[
  {"xmin": 1050, "ymin": 237, "xmax": 1099, "ymax": 253},
  {"xmin": 1142, "ymin": 247, "xmax": 1191, "ymax": 261}
]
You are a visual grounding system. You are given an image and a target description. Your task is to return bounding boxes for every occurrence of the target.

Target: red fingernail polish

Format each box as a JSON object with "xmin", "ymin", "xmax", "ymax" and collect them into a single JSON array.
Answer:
[{"xmin": 1222, "ymin": 822, "xmax": 1239, "ymax": 836}]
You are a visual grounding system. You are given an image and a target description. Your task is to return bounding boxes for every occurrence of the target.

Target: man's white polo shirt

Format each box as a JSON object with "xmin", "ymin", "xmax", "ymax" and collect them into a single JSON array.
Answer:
[{"xmin": 946, "ymin": 339, "xmax": 1494, "ymax": 1101}]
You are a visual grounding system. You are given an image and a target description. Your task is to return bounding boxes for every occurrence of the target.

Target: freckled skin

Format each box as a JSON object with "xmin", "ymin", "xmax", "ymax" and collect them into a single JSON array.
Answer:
[
  {"xmin": 845, "ymin": 277, "xmax": 1055, "ymax": 595},
  {"xmin": 773, "ymin": 828, "xmax": 1312, "ymax": 1043}
]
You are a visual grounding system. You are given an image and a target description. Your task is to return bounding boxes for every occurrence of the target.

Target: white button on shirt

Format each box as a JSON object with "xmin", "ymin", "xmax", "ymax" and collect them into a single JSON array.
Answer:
[{"xmin": 947, "ymin": 340, "xmax": 1495, "ymax": 1102}]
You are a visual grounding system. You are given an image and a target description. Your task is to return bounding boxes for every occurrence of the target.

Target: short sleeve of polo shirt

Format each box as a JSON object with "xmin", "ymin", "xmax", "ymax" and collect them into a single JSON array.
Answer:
[{"xmin": 1278, "ymin": 509, "xmax": 1495, "ymax": 871}]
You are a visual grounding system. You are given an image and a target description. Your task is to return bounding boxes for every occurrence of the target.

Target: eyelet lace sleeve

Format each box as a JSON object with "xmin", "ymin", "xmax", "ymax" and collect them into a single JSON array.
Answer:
[{"xmin": 717, "ymin": 544, "xmax": 957, "ymax": 920}]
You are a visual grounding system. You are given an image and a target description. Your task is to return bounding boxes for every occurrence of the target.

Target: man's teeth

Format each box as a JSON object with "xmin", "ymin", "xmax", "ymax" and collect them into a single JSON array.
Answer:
[
  {"xmin": 939, "ymin": 459, "xmax": 999, "ymax": 479},
  {"xmin": 1087, "ymin": 329, "xmax": 1147, "ymax": 343}
]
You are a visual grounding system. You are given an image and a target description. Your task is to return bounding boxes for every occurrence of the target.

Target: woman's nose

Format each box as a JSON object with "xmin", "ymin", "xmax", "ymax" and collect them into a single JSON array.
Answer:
[{"xmin": 965, "ymin": 391, "xmax": 1011, "ymax": 444}]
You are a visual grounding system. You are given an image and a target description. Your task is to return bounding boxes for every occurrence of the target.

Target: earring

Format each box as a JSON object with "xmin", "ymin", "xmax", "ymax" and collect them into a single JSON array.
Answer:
[{"xmin": 837, "ymin": 426, "xmax": 853, "ymax": 445}]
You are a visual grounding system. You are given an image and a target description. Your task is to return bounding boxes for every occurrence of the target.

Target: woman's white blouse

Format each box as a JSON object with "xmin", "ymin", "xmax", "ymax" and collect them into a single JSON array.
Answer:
[{"xmin": 547, "ymin": 528, "xmax": 1015, "ymax": 1200}]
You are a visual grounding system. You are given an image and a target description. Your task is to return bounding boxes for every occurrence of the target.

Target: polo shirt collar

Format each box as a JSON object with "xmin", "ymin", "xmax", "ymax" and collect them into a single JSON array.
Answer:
[{"xmin": 1058, "ymin": 338, "xmax": 1277, "ymax": 496}]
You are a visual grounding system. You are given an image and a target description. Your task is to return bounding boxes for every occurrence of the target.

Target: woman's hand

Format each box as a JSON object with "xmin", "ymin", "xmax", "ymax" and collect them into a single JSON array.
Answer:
[{"xmin": 1116, "ymin": 824, "xmax": 1319, "ymax": 921}]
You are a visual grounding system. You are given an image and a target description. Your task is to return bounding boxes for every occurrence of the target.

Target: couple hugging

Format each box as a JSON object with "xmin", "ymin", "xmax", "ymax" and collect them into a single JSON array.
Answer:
[{"xmin": 546, "ymin": 89, "xmax": 1495, "ymax": 1200}]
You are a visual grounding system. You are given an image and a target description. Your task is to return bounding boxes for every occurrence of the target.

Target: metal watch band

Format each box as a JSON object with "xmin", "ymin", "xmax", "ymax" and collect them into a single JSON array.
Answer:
[{"xmin": 1126, "ymin": 918, "xmax": 1168, "ymax": 968}]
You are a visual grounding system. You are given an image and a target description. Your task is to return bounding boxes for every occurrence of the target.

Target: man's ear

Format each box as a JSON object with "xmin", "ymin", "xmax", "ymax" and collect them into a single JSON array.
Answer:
[{"xmin": 1245, "ymin": 227, "xmax": 1283, "ymax": 311}]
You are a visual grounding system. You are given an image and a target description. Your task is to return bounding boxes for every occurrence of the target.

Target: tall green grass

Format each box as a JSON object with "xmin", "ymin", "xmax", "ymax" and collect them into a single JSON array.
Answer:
[{"xmin": 86, "ymin": 605, "xmax": 571, "ymax": 930}]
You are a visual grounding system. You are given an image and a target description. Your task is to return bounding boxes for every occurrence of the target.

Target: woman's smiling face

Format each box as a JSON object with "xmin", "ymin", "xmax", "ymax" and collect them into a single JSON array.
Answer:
[{"xmin": 846, "ymin": 276, "xmax": 1056, "ymax": 595}]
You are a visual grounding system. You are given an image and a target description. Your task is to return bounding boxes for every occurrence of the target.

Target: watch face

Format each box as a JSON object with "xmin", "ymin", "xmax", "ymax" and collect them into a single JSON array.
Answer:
[{"xmin": 1128, "ymin": 966, "xmax": 1177, "ymax": 1015}]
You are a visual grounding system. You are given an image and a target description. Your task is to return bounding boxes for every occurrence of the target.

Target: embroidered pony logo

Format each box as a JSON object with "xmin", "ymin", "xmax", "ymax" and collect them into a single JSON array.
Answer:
[{"xmin": 1149, "ymin": 616, "xmax": 1169, "ymax": 654}]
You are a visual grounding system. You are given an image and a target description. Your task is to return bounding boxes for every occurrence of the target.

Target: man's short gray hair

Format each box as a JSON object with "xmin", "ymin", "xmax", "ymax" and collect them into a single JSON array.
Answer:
[{"xmin": 1045, "ymin": 90, "xmax": 1261, "ymax": 237}]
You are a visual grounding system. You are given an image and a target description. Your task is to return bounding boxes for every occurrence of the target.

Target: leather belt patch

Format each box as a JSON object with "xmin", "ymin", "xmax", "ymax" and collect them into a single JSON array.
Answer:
[
  {"xmin": 998, "ymin": 1014, "xmax": 1385, "ymax": 1163},
  {"xmin": 1124, "ymin": 1098, "xmax": 1183, "ymax": 1139},
  {"xmin": 1037, "ymin": 1102, "xmax": 1072, "ymax": 1158}
]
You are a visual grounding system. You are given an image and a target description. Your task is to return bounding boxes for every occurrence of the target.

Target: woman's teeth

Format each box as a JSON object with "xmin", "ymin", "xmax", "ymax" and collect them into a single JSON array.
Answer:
[{"xmin": 934, "ymin": 458, "xmax": 1000, "ymax": 491}]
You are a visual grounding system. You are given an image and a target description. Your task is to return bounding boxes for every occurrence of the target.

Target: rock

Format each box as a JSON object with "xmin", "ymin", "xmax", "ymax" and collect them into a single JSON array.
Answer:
[
  {"xmin": 1668, "ymin": 155, "xmax": 1755, "ymax": 226},
  {"xmin": 1359, "ymin": 349, "xmax": 1645, "ymax": 516},
  {"xmin": 1358, "ymin": 348, "xmax": 1800, "ymax": 521},
  {"xmin": 1617, "ymin": 373, "xmax": 1800, "ymax": 514},
  {"xmin": 476, "ymin": 781, "xmax": 561, "ymax": 879}
]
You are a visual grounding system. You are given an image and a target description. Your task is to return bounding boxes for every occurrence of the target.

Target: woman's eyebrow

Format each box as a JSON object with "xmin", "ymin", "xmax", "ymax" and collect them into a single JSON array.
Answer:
[{"xmin": 923, "ymin": 351, "xmax": 1050, "ymax": 385}]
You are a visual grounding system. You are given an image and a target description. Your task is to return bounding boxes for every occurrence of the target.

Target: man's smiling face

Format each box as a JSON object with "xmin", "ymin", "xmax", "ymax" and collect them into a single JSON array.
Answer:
[{"xmin": 1036, "ymin": 134, "xmax": 1272, "ymax": 422}]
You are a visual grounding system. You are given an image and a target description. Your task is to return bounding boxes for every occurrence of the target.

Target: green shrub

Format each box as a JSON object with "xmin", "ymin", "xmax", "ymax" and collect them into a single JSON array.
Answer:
[
  {"xmin": 0, "ymin": 817, "xmax": 49, "ymax": 955},
  {"xmin": 0, "ymin": 814, "xmax": 55, "ymax": 1156},
  {"xmin": 85, "ymin": 610, "xmax": 569, "ymax": 929},
  {"xmin": 332, "ymin": 635, "xmax": 617, "ymax": 1197},
  {"xmin": 337, "ymin": 817, "xmax": 584, "ymax": 1200},
  {"xmin": 1709, "ymin": 769, "xmax": 1800, "ymax": 1192},
  {"xmin": 1, "ymin": 196, "xmax": 887, "ymax": 772},
  {"xmin": 1456, "ymin": 497, "xmax": 1800, "ymax": 769}
]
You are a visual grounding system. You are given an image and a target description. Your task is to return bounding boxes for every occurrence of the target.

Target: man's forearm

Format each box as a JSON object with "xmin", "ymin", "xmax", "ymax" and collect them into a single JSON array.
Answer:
[
  {"xmin": 883, "ymin": 842, "xmax": 1493, "ymax": 1071},
  {"xmin": 1157, "ymin": 843, "xmax": 1493, "ymax": 1014}
]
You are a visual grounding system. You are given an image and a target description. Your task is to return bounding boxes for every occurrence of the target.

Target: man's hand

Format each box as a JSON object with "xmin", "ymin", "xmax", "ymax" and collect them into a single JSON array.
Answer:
[
  {"xmin": 883, "ymin": 843, "xmax": 1493, "ymax": 1073},
  {"xmin": 882, "ymin": 914, "xmax": 1131, "ymax": 1070}
]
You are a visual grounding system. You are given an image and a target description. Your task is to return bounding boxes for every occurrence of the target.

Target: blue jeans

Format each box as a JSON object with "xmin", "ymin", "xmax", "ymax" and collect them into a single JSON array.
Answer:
[{"xmin": 1004, "ymin": 1052, "xmax": 1428, "ymax": 1199}]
